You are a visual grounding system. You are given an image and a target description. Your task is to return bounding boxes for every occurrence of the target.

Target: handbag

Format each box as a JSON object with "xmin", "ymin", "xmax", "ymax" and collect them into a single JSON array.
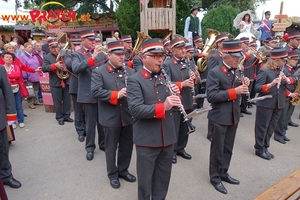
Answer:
[
  {"xmin": 11, "ymin": 84, "xmax": 19, "ymax": 93},
  {"xmin": 19, "ymin": 80, "xmax": 29, "ymax": 98},
  {"xmin": 26, "ymin": 85, "xmax": 35, "ymax": 98}
]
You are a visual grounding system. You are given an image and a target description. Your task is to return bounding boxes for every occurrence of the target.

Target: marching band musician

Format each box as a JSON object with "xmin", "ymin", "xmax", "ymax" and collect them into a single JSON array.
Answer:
[
  {"xmin": 42, "ymin": 39, "xmax": 73, "ymax": 125},
  {"xmin": 121, "ymin": 35, "xmax": 133, "ymax": 62},
  {"xmin": 162, "ymin": 38, "xmax": 196, "ymax": 164},
  {"xmin": 63, "ymin": 34, "xmax": 86, "ymax": 142},
  {"xmin": 206, "ymin": 33, "xmax": 229, "ymax": 141},
  {"xmin": 274, "ymin": 50, "xmax": 299, "ymax": 143},
  {"xmin": 163, "ymin": 38, "xmax": 172, "ymax": 60},
  {"xmin": 72, "ymin": 29, "xmax": 106, "ymax": 161},
  {"xmin": 91, "ymin": 41, "xmax": 136, "ymax": 189},
  {"xmin": 239, "ymin": 37, "xmax": 258, "ymax": 116},
  {"xmin": 207, "ymin": 41, "xmax": 250, "ymax": 194},
  {"xmin": 254, "ymin": 48, "xmax": 291, "ymax": 160},
  {"xmin": 126, "ymin": 38, "xmax": 181, "ymax": 200}
]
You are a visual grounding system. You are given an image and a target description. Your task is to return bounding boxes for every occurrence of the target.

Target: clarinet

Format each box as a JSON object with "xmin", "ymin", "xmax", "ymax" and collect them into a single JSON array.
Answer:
[
  {"xmin": 238, "ymin": 65, "xmax": 250, "ymax": 100},
  {"xmin": 123, "ymin": 63, "xmax": 128, "ymax": 87},
  {"xmin": 185, "ymin": 58, "xmax": 196, "ymax": 96},
  {"xmin": 277, "ymin": 67, "xmax": 283, "ymax": 89},
  {"xmin": 161, "ymin": 68, "xmax": 189, "ymax": 122}
]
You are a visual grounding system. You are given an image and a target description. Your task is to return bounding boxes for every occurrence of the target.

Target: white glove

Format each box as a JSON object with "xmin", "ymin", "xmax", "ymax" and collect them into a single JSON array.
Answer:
[{"xmin": 7, "ymin": 121, "xmax": 15, "ymax": 126}]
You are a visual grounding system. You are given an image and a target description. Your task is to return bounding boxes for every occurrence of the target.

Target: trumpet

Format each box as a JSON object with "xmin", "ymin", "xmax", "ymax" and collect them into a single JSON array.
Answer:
[
  {"xmin": 94, "ymin": 44, "xmax": 107, "ymax": 54},
  {"xmin": 248, "ymin": 46, "xmax": 270, "ymax": 63}
]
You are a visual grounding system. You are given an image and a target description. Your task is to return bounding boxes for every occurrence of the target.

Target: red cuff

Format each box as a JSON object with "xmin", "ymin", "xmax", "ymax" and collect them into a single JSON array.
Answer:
[
  {"xmin": 50, "ymin": 64, "xmax": 56, "ymax": 71},
  {"xmin": 175, "ymin": 82, "xmax": 182, "ymax": 92},
  {"xmin": 194, "ymin": 77, "xmax": 198, "ymax": 84},
  {"xmin": 262, "ymin": 84, "xmax": 269, "ymax": 93},
  {"xmin": 285, "ymin": 90, "xmax": 291, "ymax": 97},
  {"xmin": 87, "ymin": 57, "xmax": 95, "ymax": 67},
  {"xmin": 155, "ymin": 103, "xmax": 165, "ymax": 118},
  {"xmin": 287, "ymin": 77, "xmax": 295, "ymax": 84},
  {"xmin": 244, "ymin": 54, "xmax": 249, "ymax": 60},
  {"xmin": 109, "ymin": 91, "xmax": 118, "ymax": 105},
  {"xmin": 227, "ymin": 88, "xmax": 237, "ymax": 100},
  {"xmin": 198, "ymin": 53, "xmax": 203, "ymax": 58},
  {"xmin": 6, "ymin": 114, "xmax": 17, "ymax": 121},
  {"xmin": 127, "ymin": 61, "xmax": 133, "ymax": 68}
]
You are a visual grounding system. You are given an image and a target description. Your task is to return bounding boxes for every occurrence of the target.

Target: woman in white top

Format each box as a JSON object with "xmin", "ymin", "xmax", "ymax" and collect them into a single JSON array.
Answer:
[{"xmin": 235, "ymin": 13, "xmax": 256, "ymax": 41}]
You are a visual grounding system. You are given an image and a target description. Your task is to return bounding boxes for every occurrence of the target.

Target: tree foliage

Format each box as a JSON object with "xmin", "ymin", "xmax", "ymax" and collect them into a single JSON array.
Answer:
[{"xmin": 201, "ymin": 5, "xmax": 239, "ymax": 39}]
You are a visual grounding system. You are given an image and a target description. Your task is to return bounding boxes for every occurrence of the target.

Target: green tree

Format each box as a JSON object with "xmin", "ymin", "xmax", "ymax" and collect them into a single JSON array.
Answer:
[
  {"xmin": 201, "ymin": 5, "xmax": 239, "ymax": 39},
  {"xmin": 202, "ymin": 0, "xmax": 265, "ymax": 12}
]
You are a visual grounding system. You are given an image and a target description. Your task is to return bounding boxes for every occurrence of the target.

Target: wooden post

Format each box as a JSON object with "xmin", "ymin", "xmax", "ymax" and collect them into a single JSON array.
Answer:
[
  {"xmin": 279, "ymin": 1, "xmax": 284, "ymax": 23},
  {"xmin": 172, "ymin": 0, "xmax": 176, "ymax": 39}
]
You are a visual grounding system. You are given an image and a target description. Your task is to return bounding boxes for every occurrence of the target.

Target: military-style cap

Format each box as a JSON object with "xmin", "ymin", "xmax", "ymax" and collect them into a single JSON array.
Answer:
[
  {"xmin": 265, "ymin": 11, "xmax": 271, "ymax": 15},
  {"xmin": 141, "ymin": 38, "xmax": 165, "ymax": 54},
  {"xmin": 48, "ymin": 39, "xmax": 58, "ymax": 47},
  {"xmin": 222, "ymin": 41, "xmax": 243, "ymax": 57},
  {"xmin": 185, "ymin": 45, "xmax": 195, "ymax": 53},
  {"xmin": 288, "ymin": 50, "xmax": 299, "ymax": 59},
  {"xmin": 80, "ymin": 29, "xmax": 95, "ymax": 39},
  {"xmin": 239, "ymin": 37, "xmax": 249, "ymax": 44},
  {"xmin": 193, "ymin": 35, "xmax": 203, "ymax": 43},
  {"xmin": 269, "ymin": 37, "xmax": 278, "ymax": 43},
  {"xmin": 107, "ymin": 41, "xmax": 125, "ymax": 53},
  {"xmin": 249, "ymin": 40, "xmax": 257, "ymax": 47},
  {"xmin": 271, "ymin": 48, "xmax": 288, "ymax": 60},
  {"xmin": 121, "ymin": 35, "xmax": 132, "ymax": 43},
  {"xmin": 288, "ymin": 32, "xmax": 300, "ymax": 40},
  {"xmin": 215, "ymin": 33, "xmax": 229, "ymax": 44},
  {"xmin": 163, "ymin": 39, "xmax": 170, "ymax": 46},
  {"xmin": 170, "ymin": 38, "xmax": 186, "ymax": 49},
  {"xmin": 191, "ymin": 5, "xmax": 199, "ymax": 13},
  {"xmin": 70, "ymin": 34, "xmax": 81, "ymax": 45}
]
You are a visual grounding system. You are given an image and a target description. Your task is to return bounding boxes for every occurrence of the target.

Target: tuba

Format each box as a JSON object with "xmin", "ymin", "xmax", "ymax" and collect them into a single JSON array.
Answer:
[
  {"xmin": 56, "ymin": 33, "xmax": 71, "ymax": 80},
  {"xmin": 197, "ymin": 29, "xmax": 220, "ymax": 72},
  {"xmin": 131, "ymin": 31, "xmax": 151, "ymax": 58}
]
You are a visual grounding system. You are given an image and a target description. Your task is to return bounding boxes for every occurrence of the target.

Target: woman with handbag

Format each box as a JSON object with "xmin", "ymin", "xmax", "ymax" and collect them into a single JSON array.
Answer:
[
  {"xmin": 1, "ymin": 52, "xmax": 38, "ymax": 129},
  {"xmin": 19, "ymin": 42, "xmax": 42, "ymax": 109}
]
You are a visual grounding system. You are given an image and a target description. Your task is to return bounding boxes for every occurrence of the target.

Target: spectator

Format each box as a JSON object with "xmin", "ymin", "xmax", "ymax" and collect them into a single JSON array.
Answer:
[
  {"xmin": 1, "ymin": 35, "xmax": 8, "ymax": 44},
  {"xmin": 19, "ymin": 42, "xmax": 43, "ymax": 109}
]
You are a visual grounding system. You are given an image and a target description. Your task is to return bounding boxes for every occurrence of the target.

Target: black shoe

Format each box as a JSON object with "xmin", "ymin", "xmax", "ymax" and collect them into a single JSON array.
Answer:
[
  {"xmin": 275, "ymin": 139, "xmax": 286, "ymax": 144},
  {"xmin": 24, "ymin": 114, "xmax": 27, "ymax": 117},
  {"xmin": 221, "ymin": 175, "xmax": 240, "ymax": 185},
  {"xmin": 78, "ymin": 135, "xmax": 84, "ymax": 142},
  {"xmin": 177, "ymin": 149, "xmax": 192, "ymax": 160},
  {"xmin": 240, "ymin": 113, "xmax": 244, "ymax": 117},
  {"xmin": 86, "ymin": 151, "xmax": 94, "ymax": 161},
  {"xmin": 64, "ymin": 117, "xmax": 74, "ymax": 122},
  {"xmin": 172, "ymin": 155, "xmax": 177, "ymax": 164},
  {"xmin": 288, "ymin": 121, "xmax": 299, "ymax": 127},
  {"xmin": 3, "ymin": 178, "xmax": 22, "ymax": 189},
  {"xmin": 211, "ymin": 182, "xmax": 227, "ymax": 194},
  {"xmin": 247, "ymin": 103, "xmax": 253, "ymax": 108},
  {"xmin": 207, "ymin": 134, "xmax": 212, "ymax": 142},
  {"xmin": 119, "ymin": 173, "xmax": 136, "ymax": 182},
  {"xmin": 265, "ymin": 149, "xmax": 274, "ymax": 159},
  {"xmin": 255, "ymin": 151, "xmax": 271, "ymax": 160},
  {"xmin": 110, "ymin": 178, "xmax": 120, "ymax": 189},
  {"xmin": 284, "ymin": 136, "xmax": 290, "ymax": 141},
  {"xmin": 58, "ymin": 121, "xmax": 64, "ymax": 125},
  {"xmin": 241, "ymin": 110, "xmax": 252, "ymax": 115}
]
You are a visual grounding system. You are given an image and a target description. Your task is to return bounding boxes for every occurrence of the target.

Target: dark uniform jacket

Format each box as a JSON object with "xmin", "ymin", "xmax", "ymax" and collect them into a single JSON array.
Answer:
[
  {"xmin": 42, "ymin": 53, "xmax": 68, "ymax": 88},
  {"xmin": 243, "ymin": 54, "xmax": 258, "ymax": 81},
  {"xmin": 0, "ymin": 67, "xmax": 17, "ymax": 130},
  {"xmin": 127, "ymin": 69, "xmax": 176, "ymax": 147},
  {"xmin": 72, "ymin": 47, "xmax": 107, "ymax": 103},
  {"xmin": 132, "ymin": 53, "xmax": 143, "ymax": 72},
  {"xmin": 64, "ymin": 50, "xmax": 78, "ymax": 94},
  {"xmin": 255, "ymin": 67, "xmax": 288, "ymax": 109},
  {"xmin": 125, "ymin": 49, "xmax": 132, "ymax": 62},
  {"xmin": 207, "ymin": 50, "xmax": 223, "ymax": 71},
  {"xmin": 162, "ymin": 57, "xmax": 193, "ymax": 110},
  {"xmin": 207, "ymin": 64, "xmax": 242, "ymax": 126},
  {"xmin": 91, "ymin": 63, "xmax": 134, "ymax": 127},
  {"xmin": 284, "ymin": 65, "xmax": 299, "ymax": 100}
]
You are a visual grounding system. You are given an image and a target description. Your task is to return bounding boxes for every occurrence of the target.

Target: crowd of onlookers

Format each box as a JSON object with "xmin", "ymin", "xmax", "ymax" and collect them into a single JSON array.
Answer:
[{"xmin": 1, "ymin": 34, "xmax": 46, "ymax": 129}]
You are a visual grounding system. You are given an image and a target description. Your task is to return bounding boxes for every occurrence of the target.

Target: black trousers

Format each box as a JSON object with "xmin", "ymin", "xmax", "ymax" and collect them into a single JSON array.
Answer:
[
  {"xmin": 173, "ymin": 111, "xmax": 190, "ymax": 155},
  {"xmin": 50, "ymin": 86, "xmax": 71, "ymax": 122},
  {"xmin": 136, "ymin": 145, "xmax": 173, "ymax": 200},
  {"xmin": 209, "ymin": 122, "xmax": 237, "ymax": 184},
  {"xmin": 274, "ymin": 101, "xmax": 289, "ymax": 141},
  {"xmin": 82, "ymin": 103, "xmax": 105, "ymax": 152},
  {"xmin": 71, "ymin": 94, "xmax": 85, "ymax": 137},
  {"xmin": 0, "ymin": 128, "xmax": 13, "ymax": 182},
  {"xmin": 103, "ymin": 125, "xmax": 133, "ymax": 179},
  {"xmin": 196, "ymin": 82, "xmax": 206, "ymax": 109},
  {"xmin": 254, "ymin": 106, "xmax": 281, "ymax": 153}
]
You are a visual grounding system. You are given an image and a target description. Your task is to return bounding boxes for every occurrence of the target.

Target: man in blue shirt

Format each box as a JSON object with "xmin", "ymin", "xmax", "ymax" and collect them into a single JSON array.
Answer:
[{"xmin": 259, "ymin": 11, "xmax": 272, "ymax": 44}]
